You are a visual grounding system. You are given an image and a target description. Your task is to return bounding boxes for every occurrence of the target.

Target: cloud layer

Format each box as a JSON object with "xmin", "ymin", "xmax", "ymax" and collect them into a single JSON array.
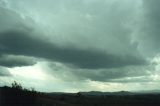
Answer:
[
  {"xmin": 0, "ymin": 0, "xmax": 160, "ymax": 92},
  {"xmin": 0, "ymin": 66, "xmax": 11, "ymax": 76},
  {"xmin": 0, "ymin": 2, "xmax": 146, "ymax": 69},
  {"xmin": 0, "ymin": 29, "xmax": 147, "ymax": 69}
]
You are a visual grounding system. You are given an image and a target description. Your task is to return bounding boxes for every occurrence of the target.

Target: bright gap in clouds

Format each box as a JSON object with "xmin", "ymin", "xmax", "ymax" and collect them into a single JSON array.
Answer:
[{"xmin": 9, "ymin": 63, "xmax": 47, "ymax": 80}]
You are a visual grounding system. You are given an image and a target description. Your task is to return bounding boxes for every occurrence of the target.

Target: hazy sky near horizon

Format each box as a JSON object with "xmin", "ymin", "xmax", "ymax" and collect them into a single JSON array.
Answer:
[{"xmin": 0, "ymin": 0, "xmax": 160, "ymax": 92}]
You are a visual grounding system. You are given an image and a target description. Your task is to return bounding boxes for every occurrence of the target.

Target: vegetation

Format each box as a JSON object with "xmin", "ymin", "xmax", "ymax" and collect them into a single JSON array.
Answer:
[{"xmin": 11, "ymin": 81, "xmax": 23, "ymax": 90}]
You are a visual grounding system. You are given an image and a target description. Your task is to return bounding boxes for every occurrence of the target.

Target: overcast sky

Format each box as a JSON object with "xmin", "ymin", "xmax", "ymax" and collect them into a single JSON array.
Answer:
[{"xmin": 0, "ymin": 0, "xmax": 160, "ymax": 92}]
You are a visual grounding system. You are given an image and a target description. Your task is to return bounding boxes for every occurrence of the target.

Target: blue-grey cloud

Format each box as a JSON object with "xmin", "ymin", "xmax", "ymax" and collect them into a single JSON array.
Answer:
[
  {"xmin": 0, "ymin": 29, "xmax": 147, "ymax": 69},
  {"xmin": 1, "ymin": 0, "xmax": 159, "ymax": 88},
  {"xmin": 0, "ymin": 55, "xmax": 36, "ymax": 67},
  {"xmin": 47, "ymin": 62, "xmax": 153, "ymax": 82},
  {"xmin": 0, "ymin": 66, "xmax": 11, "ymax": 76},
  {"xmin": 134, "ymin": 0, "xmax": 160, "ymax": 57},
  {"xmin": 0, "ymin": 5, "xmax": 147, "ymax": 69}
]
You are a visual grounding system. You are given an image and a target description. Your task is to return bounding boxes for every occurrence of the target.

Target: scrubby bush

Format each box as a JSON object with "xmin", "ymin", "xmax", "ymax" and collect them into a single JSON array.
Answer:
[{"xmin": 11, "ymin": 81, "xmax": 23, "ymax": 90}]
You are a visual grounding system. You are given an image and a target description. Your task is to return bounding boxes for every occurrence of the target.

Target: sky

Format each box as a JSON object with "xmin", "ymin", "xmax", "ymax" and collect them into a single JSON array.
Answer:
[{"xmin": 0, "ymin": 0, "xmax": 160, "ymax": 92}]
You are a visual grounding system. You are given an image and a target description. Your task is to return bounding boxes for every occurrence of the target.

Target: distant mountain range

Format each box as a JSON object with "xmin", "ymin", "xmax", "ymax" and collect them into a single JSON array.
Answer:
[
  {"xmin": 135, "ymin": 90, "xmax": 160, "ymax": 94},
  {"xmin": 79, "ymin": 91, "xmax": 133, "ymax": 96},
  {"xmin": 48, "ymin": 90, "xmax": 160, "ymax": 96}
]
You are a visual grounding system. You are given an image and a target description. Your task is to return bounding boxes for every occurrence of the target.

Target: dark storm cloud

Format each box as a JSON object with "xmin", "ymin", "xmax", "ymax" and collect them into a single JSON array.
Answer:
[
  {"xmin": 0, "ymin": 6, "xmax": 32, "ymax": 32},
  {"xmin": 0, "ymin": 4, "xmax": 147, "ymax": 69},
  {"xmin": 144, "ymin": 0, "xmax": 160, "ymax": 50},
  {"xmin": 0, "ymin": 55, "xmax": 36, "ymax": 67},
  {"xmin": 135, "ymin": 0, "xmax": 160, "ymax": 57},
  {"xmin": 0, "ymin": 67, "xmax": 11, "ymax": 76},
  {"xmin": 1, "ymin": 0, "xmax": 159, "ymax": 91},
  {"xmin": 47, "ymin": 62, "xmax": 152, "ymax": 82},
  {"xmin": 79, "ymin": 68, "xmax": 148, "ymax": 81},
  {"xmin": 0, "ymin": 30, "xmax": 147, "ymax": 69}
]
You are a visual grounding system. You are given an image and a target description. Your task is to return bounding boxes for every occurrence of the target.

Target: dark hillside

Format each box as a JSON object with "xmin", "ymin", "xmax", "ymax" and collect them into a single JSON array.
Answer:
[
  {"xmin": 0, "ymin": 86, "xmax": 39, "ymax": 106},
  {"xmin": 1, "ymin": 86, "xmax": 160, "ymax": 106}
]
